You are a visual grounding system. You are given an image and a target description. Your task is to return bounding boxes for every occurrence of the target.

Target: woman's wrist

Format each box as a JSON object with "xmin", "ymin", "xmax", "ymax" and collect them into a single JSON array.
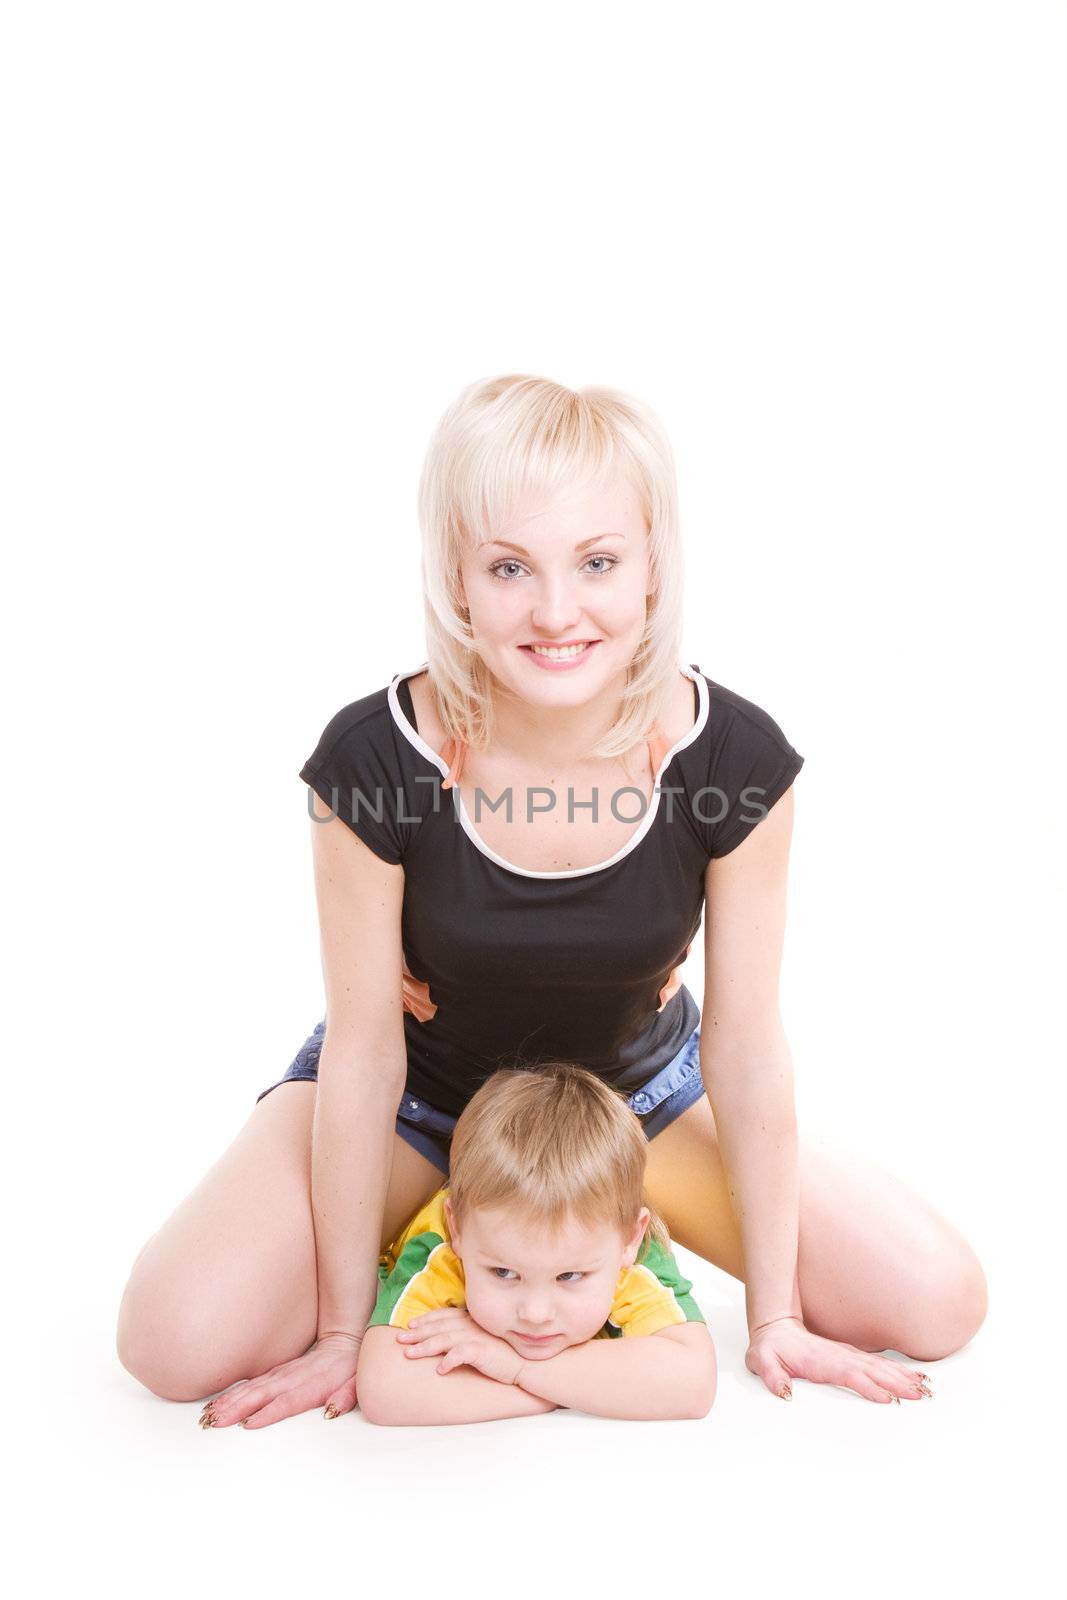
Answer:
[
  {"xmin": 316, "ymin": 1328, "xmax": 365, "ymax": 1346},
  {"xmin": 748, "ymin": 1313, "xmax": 804, "ymax": 1337}
]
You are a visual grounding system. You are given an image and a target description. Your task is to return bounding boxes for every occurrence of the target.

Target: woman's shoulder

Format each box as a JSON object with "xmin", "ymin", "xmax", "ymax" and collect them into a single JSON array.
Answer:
[
  {"xmin": 699, "ymin": 670, "xmax": 800, "ymax": 753},
  {"xmin": 302, "ymin": 677, "xmax": 396, "ymax": 751},
  {"xmin": 679, "ymin": 666, "xmax": 806, "ymax": 858},
  {"xmin": 297, "ymin": 672, "xmax": 427, "ymax": 865}
]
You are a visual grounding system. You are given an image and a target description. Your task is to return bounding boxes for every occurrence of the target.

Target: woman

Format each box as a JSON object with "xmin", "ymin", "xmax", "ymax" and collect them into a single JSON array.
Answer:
[{"xmin": 116, "ymin": 374, "xmax": 987, "ymax": 1427}]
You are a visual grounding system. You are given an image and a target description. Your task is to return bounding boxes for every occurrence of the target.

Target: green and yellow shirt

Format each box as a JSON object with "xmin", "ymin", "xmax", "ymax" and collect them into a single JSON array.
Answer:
[{"xmin": 369, "ymin": 1186, "xmax": 706, "ymax": 1339}]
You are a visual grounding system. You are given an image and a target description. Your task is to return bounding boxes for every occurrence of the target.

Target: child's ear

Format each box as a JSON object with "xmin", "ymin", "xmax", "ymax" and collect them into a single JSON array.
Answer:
[
  {"xmin": 623, "ymin": 1205, "xmax": 651, "ymax": 1264},
  {"xmin": 444, "ymin": 1196, "xmax": 460, "ymax": 1250}
]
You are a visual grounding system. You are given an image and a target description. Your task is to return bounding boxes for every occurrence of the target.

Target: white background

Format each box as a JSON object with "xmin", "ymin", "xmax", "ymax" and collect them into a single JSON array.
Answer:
[{"xmin": 4, "ymin": 2, "xmax": 1063, "ymax": 1594}]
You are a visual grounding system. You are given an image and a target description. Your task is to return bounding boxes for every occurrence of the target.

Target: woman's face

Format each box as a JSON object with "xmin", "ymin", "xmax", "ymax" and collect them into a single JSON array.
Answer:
[{"xmin": 458, "ymin": 473, "xmax": 652, "ymax": 711}]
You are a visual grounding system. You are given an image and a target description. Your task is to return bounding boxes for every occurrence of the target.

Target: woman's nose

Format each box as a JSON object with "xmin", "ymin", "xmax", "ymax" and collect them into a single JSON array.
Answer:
[{"xmin": 530, "ymin": 578, "xmax": 583, "ymax": 632}]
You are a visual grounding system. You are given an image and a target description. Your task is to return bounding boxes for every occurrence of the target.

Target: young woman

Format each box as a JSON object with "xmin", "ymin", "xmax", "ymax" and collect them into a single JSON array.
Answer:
[{"xmin": 116, "ymin": 374, "xmax": 986, "ymax": 1428}]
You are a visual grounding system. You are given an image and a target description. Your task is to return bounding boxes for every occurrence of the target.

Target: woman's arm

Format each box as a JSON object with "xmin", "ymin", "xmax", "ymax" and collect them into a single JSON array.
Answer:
[
  {"xmin": 700, "ymin": 787, "xmax": 803, "ymax": 1333},
  {"xmin": 308, "ymin": 810, "xmax": 410, "ymax": 1340}
]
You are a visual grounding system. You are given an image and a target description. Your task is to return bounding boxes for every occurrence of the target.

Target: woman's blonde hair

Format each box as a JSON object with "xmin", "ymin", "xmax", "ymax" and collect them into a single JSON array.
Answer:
[
  {"xmin": 418, "ymin": 374, "xmax": 686, "ymax": 760},
  {"xmin": 446, "ymin": 1062, "xmax": 672, "ymax": 1264}
]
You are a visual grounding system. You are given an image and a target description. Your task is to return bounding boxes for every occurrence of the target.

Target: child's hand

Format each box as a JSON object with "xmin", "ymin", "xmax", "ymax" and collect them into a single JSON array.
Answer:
[{"xmin": 395, "ymin": 1309, "xmax": 526, "ymax": 1386}]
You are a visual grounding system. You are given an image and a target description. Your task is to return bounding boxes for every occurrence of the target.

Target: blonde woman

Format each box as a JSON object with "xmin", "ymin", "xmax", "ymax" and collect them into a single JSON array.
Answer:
[{"xmin": 117, "ymin": 374, "xmax": 987, "ymax": 1428}]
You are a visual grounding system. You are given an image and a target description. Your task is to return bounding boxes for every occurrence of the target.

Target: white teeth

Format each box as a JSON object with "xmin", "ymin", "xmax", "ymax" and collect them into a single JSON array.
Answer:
[{"xmin": 529, "ymin": 643, "xmax": 589, "ymax": 659}]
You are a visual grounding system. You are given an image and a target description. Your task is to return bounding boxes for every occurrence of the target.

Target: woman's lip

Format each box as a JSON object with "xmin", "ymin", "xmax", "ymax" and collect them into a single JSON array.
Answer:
[{"xmin": 519, "ymin": 641, "xmax": 599, "ymax": 670}]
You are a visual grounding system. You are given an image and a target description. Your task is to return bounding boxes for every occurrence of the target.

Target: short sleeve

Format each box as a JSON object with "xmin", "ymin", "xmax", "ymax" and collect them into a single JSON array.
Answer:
[
  {"xmin": 701, "ymin": 683, "xmax": 805, "ymax": 859},
  {"xmin": 367, "ymin": 1231, "xmax": 466, "ymax": 1328},
  {"xmin": 300, "ymin": 693, "xmax": 413, "ymax": 865},
  {"xmin": 608, "ymin": 1238, "xmax": 707, "ymax": 1338}
]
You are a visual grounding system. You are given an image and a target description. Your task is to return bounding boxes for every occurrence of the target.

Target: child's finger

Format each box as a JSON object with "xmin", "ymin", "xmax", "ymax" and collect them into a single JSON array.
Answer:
[{"xmin": 403, "ymin": 1334, "xmax": 451, "ymax": 1358}]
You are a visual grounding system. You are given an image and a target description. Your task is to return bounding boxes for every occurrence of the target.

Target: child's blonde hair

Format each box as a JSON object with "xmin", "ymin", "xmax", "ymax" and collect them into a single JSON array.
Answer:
[
  {"xmin": 417, "ymin": 372, "xmax": 686, "ymax": 762},
  {"xmin": 447, "ymin": 1061, "xmax": 672, "ymax": 1265}
]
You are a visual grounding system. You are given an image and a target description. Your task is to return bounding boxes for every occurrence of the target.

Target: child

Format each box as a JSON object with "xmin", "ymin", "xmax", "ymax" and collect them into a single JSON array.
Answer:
[{"xmin": 356, "ymin": 1061, "xmax": 717, "ymax": 1425}]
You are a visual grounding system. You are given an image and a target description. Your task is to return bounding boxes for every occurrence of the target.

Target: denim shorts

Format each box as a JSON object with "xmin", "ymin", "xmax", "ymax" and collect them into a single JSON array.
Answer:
[{"xmin": 255, "ymin": 1020, "xmax": 705, "ymax": 1176}]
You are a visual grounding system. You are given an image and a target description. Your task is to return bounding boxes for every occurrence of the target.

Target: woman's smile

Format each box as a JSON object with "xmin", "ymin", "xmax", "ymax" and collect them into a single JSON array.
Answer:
[{"xmin": 519, "ymin": 640, "xmax": 600, "ymax": 670}]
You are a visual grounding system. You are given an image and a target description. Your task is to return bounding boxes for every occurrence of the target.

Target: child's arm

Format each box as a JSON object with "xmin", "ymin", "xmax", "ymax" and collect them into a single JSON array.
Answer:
[
  {"xmin": 514, "ymin": 1323, "xmax": 717, "ymax": 1420},
  {"xmin": 356, "ymin": 1326, "xmax": 560, "ymax": 1426}
]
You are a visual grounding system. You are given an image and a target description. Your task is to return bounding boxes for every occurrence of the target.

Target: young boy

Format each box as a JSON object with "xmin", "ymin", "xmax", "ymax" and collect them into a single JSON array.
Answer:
[{"xmin": 356, "ymin": 1062, "xmax": 717, "ymax": 1425}]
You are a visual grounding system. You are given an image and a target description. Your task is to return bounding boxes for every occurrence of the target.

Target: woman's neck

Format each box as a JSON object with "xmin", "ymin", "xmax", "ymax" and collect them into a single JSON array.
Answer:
[{"xmin": 483, "ymin": 679, "xmax": 630, "ymax": 769}]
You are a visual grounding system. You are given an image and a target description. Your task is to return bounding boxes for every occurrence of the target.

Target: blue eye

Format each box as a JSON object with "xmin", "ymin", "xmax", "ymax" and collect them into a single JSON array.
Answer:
[{"xmin": 488, "ymin": 556, "xmax": 619, "ymax": 582}]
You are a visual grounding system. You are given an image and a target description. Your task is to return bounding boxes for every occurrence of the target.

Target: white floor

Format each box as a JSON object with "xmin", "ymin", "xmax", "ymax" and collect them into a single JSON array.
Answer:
[{"xmin": 22, "ymin": 1219, "xmax": 1048, "ymax": 1600}]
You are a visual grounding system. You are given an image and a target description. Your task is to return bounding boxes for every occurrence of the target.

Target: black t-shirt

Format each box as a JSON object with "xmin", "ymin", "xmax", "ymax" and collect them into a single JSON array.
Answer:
[{"xmin": 300, "ymin": 661, "xmax": 804, "ymax": 1117}]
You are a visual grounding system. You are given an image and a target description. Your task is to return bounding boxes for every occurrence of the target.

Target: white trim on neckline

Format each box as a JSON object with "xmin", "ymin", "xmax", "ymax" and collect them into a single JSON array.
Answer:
[{"xmin": 386, "ymin": 660, "xmax": 710, "ymax": 881}]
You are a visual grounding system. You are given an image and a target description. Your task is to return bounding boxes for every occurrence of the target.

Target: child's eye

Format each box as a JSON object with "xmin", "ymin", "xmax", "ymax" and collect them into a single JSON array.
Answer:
[{"xmin": 486, "ymin": 1268, "xmax": 584, "ymax": 1282}]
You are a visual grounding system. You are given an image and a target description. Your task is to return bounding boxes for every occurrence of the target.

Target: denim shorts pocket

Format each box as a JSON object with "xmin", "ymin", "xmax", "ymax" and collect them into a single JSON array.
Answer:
[
  {"xmin": 396, "ymin": 1092, "xmax": 459, "ymax": 1140},
  {"xmin": 289, "ymin": 1018, "xmax": 326, "ymax": 1075},
  {"xmin": 626, "ymin": 1024, "xmax": 702, "ymax": 1117}
]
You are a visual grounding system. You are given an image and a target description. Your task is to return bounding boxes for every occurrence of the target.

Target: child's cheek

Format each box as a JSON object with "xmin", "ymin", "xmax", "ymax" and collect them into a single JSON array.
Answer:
[{"xmin": 464, "ymin": 1288, "xmax": 502, "ymax": 1338}]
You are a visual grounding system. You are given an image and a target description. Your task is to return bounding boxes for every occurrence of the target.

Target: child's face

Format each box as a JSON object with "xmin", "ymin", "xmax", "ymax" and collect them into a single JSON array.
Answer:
[{"xmin": 444, "ymin": 1196, "xmax": 650, "ymax": 1359}]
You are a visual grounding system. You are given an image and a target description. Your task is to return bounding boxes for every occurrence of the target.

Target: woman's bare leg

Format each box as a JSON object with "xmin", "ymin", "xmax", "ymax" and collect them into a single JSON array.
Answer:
[
  {"xmin": 116, "ymin": 1082, "xmax": 444, "ymax": 1402},
  {"xmin": 642, "ymin": 1095, "xmax": 988, "ymax": 1361}
]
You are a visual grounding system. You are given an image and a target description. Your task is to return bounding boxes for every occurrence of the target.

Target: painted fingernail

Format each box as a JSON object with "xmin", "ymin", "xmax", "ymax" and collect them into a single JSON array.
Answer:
[
  {"xmin": 778, "ymin": 1384, "xmax": 792, "ymax": 1400},
  {"xmin": 324, "ymin": 1404, "xmax": 339, "ymax": 1420},
  {"xmin": 891, "ymin": 1394, "xmax": 901, "ymax": 1404},
  {"xmin": 199, "ymin": 1411, "xmax": 216, "ymax": 1429},
  {"xmin": 918, "ymin": 1382, "xmax": 933, "ymax": 1398}
]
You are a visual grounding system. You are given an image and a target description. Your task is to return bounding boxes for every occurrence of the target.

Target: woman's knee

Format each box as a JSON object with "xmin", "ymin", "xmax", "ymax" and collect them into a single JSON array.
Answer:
[
  {"xmin": 116, "ymin": 1269, "xmax": 226, "ymax": 1401},
  {"xmin": 888, "ymin": 1233, "xmax": 989, "ymax": 1361},
  {"xmin": 116, "ymin": 1241, "xmax": 316, "ymax": 1402}
]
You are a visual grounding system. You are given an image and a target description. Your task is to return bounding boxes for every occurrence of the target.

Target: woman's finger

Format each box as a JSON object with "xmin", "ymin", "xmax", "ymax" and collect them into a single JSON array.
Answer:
[
  {"xmin": 813, "ymin": 1347, "xmax": 931, "ymax": 1402},
  {"xmin": 201, "ymin": 1377, "xmax": 292, "ymax": 1428},
  {"xmin": 823, "ymin": 1360, "xmax": 906, "ymax": 1403},
  {"xmin": 324, "ymin": 1375, "xmax": 359, "ymax": 1419},
  {"xmin": 237, "ymin": 1384, "xmax": 325, "ymax": 1429},
  {"xmin": 199, "ymin": 1356, "xmax": 308, "ymax": 1421},
  {"xmin": 863, "ymin": 1360, "xmax": 932, "ymax": 1400},
  {"xmin": 199, "ymin": 1343, "xmax": 362, "ymax": 1429}
]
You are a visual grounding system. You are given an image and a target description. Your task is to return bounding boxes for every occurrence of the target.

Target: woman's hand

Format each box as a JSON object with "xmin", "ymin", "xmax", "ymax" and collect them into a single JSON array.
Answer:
[
  {"xmin": 197, "ymin": 1332, "xmax": 363, "ymax": 1430},
  {"xmin": 745, "ymin": 1315, "xmax": 934, "ymax": 1403},
  {"xmin": 396, "ymin": 1308, "xmax": 526, "ymax": 1385}
]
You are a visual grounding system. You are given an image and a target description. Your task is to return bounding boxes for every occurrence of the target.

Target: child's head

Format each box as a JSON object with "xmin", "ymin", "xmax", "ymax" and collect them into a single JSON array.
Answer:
[{"xmin": 442, "ymin": 1062, "xmax": 672, "ymax": 1360}]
